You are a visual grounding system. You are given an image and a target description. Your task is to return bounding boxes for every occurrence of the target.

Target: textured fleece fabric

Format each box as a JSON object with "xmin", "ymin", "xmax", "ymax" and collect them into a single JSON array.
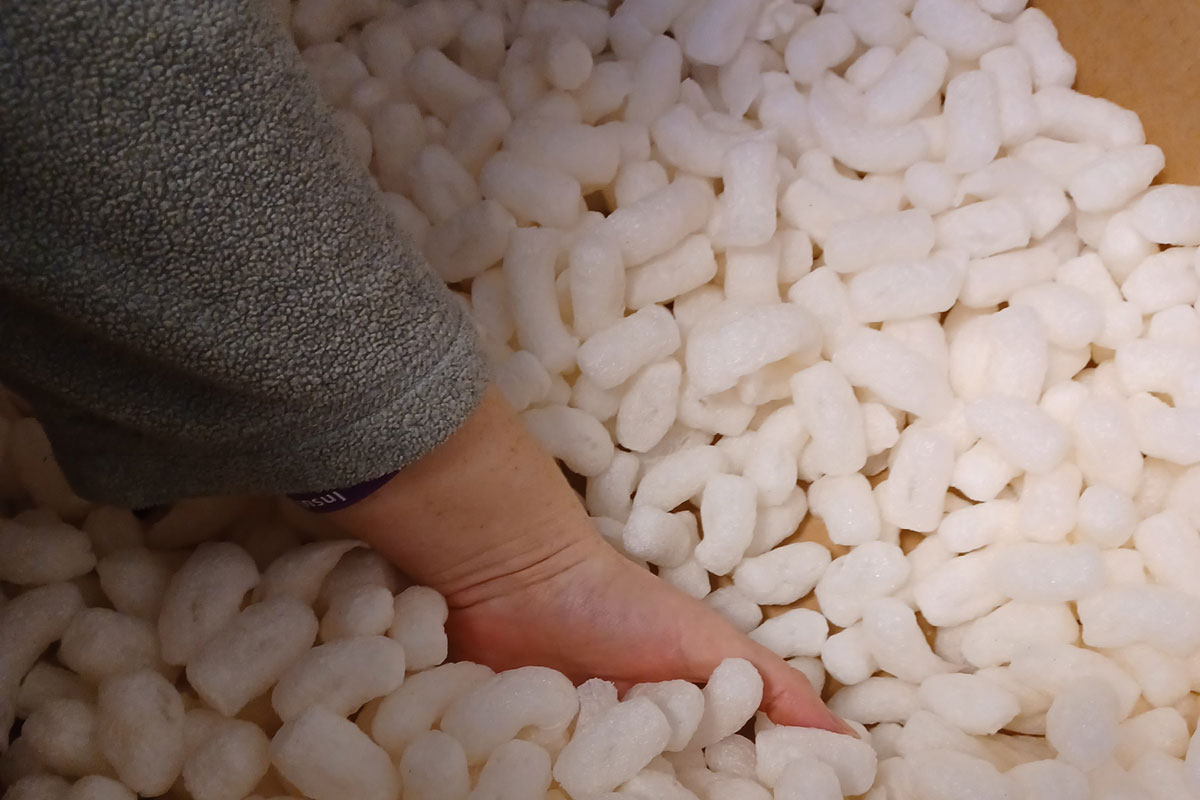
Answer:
[{"xmin": 0, "ymin": 0, "xmax": 488, "ymax": 507}]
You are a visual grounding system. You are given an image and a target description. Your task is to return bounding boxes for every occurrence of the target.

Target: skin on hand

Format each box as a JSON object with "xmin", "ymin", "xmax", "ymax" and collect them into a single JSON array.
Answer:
[{"xmin": 327, "ymin": 385, "xmax": 852, "ymax": 734}]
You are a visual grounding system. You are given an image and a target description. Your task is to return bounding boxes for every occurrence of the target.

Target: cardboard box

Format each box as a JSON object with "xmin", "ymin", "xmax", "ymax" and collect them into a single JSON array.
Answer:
[{"xmin": 1036, "ymin": 0, "xmax": 1200, "ymax": 184}]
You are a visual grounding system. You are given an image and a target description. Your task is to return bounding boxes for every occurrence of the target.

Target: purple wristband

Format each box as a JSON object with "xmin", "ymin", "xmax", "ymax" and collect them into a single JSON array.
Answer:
[{"xmin": 289, "ymin": 471, "xmax": 399, "ymax": 513}]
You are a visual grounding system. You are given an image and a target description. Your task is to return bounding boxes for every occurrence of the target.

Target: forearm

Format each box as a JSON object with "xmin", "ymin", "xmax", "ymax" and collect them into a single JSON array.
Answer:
[
  {"xmin": 326, "ymin": 386, "xmax": 600, "ymax": 606},
  {"xmin": 0, "ymin": 0, "xmax": 486, "ymax": 506}
]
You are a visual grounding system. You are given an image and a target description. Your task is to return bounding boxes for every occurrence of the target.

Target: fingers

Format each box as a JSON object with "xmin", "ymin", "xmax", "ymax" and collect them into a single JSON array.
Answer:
[{"xmin": 754, "ymin": 654, "xmax": 857, "ymax": 736}]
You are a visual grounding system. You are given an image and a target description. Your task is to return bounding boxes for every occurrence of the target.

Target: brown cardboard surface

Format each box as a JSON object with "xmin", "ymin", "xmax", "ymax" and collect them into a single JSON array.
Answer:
[{"xmin": 1034, "ymin": 0, "xmax": 1200, "ymax": 185}]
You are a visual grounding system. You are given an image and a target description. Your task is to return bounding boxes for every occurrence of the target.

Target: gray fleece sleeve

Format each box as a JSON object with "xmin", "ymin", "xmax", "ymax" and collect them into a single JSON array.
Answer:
[{"xmin": 0, "ymin": 0, "xmax": 488, "ymax": 508}]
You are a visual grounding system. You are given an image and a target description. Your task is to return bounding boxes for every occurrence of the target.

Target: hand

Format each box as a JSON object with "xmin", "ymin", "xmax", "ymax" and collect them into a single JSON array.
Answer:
[{"xmin": 326, "ymin": 386, "xmax": 850, "ymax": 733}]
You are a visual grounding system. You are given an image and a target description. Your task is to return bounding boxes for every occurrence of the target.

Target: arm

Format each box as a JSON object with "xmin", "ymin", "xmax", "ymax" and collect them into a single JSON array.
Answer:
[{"xmin": 0, "ymin": 0, "xmax": 485, "ymax": 507}]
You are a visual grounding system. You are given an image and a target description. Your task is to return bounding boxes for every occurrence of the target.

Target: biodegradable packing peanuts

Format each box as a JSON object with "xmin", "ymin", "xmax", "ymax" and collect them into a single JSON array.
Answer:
[{"xmin": 8, "ymin": 0, "xmax": 1200, "ymax": 797}]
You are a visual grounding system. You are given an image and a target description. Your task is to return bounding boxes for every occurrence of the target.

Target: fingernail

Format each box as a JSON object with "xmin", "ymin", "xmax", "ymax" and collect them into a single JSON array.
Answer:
[{"xmin": 823, "ymin": 711, "xmax": 859, "ymax": 738}]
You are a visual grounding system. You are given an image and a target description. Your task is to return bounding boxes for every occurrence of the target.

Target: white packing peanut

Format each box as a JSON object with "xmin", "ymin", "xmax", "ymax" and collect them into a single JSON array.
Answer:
[
  {"xmin": 686, "ymin": 302, "xmax": 820, "ymax": 396},
  {"xmin": 681, "ymin": 0, "xmax": 768, "ymax": 66},
  {"xmin": 809, "ymin": 75, "xmax": 929, "ymax": 174},
  {"xmin": 815, "ymin": 541, "xmax": 910, "ymax": 628},
  {"xmin": 961, "ymin": 246, "xmax": 1058, "ymax": 309},
  {"xmin": 542, "ymin": 31, "xmax": 593, "ymax": 92},
  {"xmin": 481, "ymin": 151, "xmax": 583, "ymax": 230},
  {"xmin": 862, "ymin": 597, "xmax": 955, "ymax": 684},
  {"xmin": 790, "ymin": 361, "xmax": 868, "ymax": 477},
  {"xmin": 505, "ymin": 118, "xmax": 620, "ymax": 190},
  {"xmin": 625, "ymin": 679, "xmax": 705, "ymax": 753},
  {"xmin": 833, "ymin": 328, "xmax": 953, "ymax": 421},
  {"xmin": 405, "ymin": 47, "xmax": 492, "ymax": 122},
  {"xmin": 0, "ymin": 582, "xmax": 84, "ymax": 699},
  {"xmin": 554, "ymin": 697, "xmax": 670, "ymax": 796},
  {"xmin": 965, "ymin": 394, "xmax": 1069, "ymax": 473},
  {"xmin": 905, "ymin": 750, "xmax": 1013, "ymax": 800},
  {"xmin": 470, "ymin": 739, "xmax": 553, "ymax": 800},
  {"xmin": 877, "ymin": 426, "xmax": 955, "ymax": 533},
  {"xmin": 398, "ymin": 730, "xmax": 469, "ymax": 800},
  {"xmin": 704, "ymin": 732, "xmax": 756, "ymax": 779},
  {"xmin": 1077, "ymin": 484, "xmax": 1139, "ymax": 548},
  {"xmin": 718, "ymin": 41, "xmax": 769, "ymax": 118},
  {"xmin": 319, "ymin": 583, "xmax": 394, "ymax": 642},
  {"xmin": 918, "ymin": 672, "xmax": 1020, "ymax": 735},
  {"xmin": 625, "ymin": 35, "xmax": 684, "ymax": 124},
  {"xmin": 605, "ymin": 176, "xmax": 715, "ymax": 267},
  {"xmin": 185, "ymin": 598, "xmax": 318, "ymax": 717},
  {"xmin": 689, "ymin": 658, "xmax": 763, "ymax": 749},
  {"xmin": 938, "ymin": 201, "xmax": 1031, "ymax": 264},
  {"xmin": 503, "ymin": 227, "xmax": 579, "ymax": 374},
  {"xmin": 711, "ymin": 138, "xmax": 779, "ymax": 248},
  {"xmin": 613, "ymin": 160, "xmax": 670, "ymax": 209},
  {"xmin": 961, "ymin": 601, "xmax": 1079, "ymax": 669},
  {"xmin": 823, "ymin": 209, "xmax": 936, "ymax": 274},
  {"xmin": 755, "ymin": 726, "xmax": 878, "ymax": 794},
  {"xmin": 271, "ymin": 706, "xmax": 399, "ymax": 800},
  {"xmin": 747, "ymin": 488, "xmax": 809, "ymax": 558},
  {"xmin": 1009, "ymin": 283, "xmax": 1103, "ymax": 351},
  {"xmin": 441, "ymin": 666, "xmax": 578, "ymax": 765},
  {"xmin": 696, "ymin": 474, "xmax": 757, "ymax": 575},
  {"xmin": 622, "ymin": 506, "xmax": 694, "ymax": 568},
  {"xmin": 578, "ymin": 305, "xmax": 681, "ymax": 390},
  {"xmin": 272, "ymin": 636, "xmax": 405, "ymax": 722},
  {"xmin": 724, "ymin": 241, "xmax": 782, "ymax": 306},
  {"xmin": 651, "ymin": 103, "xmax": 744, "ymax": 179},
  {"xmin": 22, "ymin": 698, "xmax": 107, "ymax": 778},
  {"xmin": 865, "ymin": 36, "xmax": 949, "ymax": 126},
  {"xmin": 749, "ymin": 608, "xmax": 829, "ymax": 659},
  {"xmin": 157, "ymin": 541, "xmax": 258, "ymax": 667},
  {"xmin": 0, "ymin": 521, "xmax": 94, "ymax": 586},
  {"xmin": 828, "ymin": 678, "xmax": 918, "ymax": 726},
  {"xmin": 990, "ymin": 542, "xmax": 1104, "ymax": 602},
  {"xmin": 910, "ymin": 0, "xmax": 1011, "ymax": 60},
  {"xmin": 521, "ymin": 405, "xmax": 614, "ymax": 477},
  {"xmin": 1046, "ymin": 678, "xmax": 1121, "ymax": 771},
  {"xmin": 1069, "ymin": 145, "xmax": 1166, "ymax": 213},
  {"xmin": 1131, "ymin": 185, "xmax": 1200, "ymax": 246},
  {"xmin": 445, "ymin": 96, "xmax": 511, "ymax": 176},
  {"xmin": 821, "ymin": 626, "xmax": 878, "ymax": 686},
  {"xmin": 705, "ymin": 586, "xmax": 764, "ymax": 634},
  {"xmin": 938, "ymin": 499, "xmax": 1016, "ymax": 553},
  {"xmin": 1077, "ymin": 584, "xmax": 1200, "ymax": 655},
  {"xmin": 1133, "ymin": 510, "xmax": 1200, "ymax": 596},
  {"xmin": 182, "ymin": 719, "xmax": 270, "ymax": 800},
  {"xmin": 913, "ymin": 549, "xmax": 1006, "ymax": 627},
  {"xmin": 1013, "ymin": 8, "xmax": 1077, "ymax": 90},
  {"xmin": 626, "ymin": 234, "xmax": 718, "ymax": 310},
  {"xmin": 1034, "ymin": 86, "xmax": 1146, "ymax": 149},
  {"xmin": 1122, "ymin": 247, "xmax": 1200, "ymax": 314},
  {"xmin": 1017, "ymin": 462, "xmax": 1082, "ymax": 543},
  {"xmin": 784, "ymin": 13, "xmax": 855, "ymax": 86},
  {"xmin": 979, "ymin": 46, "xmax": 1038, "ymax": 147},
  {"xmin": 841, "ymin": 0, "xmax": 914, "ymax": 47},
  {"xmin": 903, "ymin": 161, "xmax": 957, "ymax": 214},
  {"xmin": 370, "ymin": 662, "xmax": 493, "ymax": 758},
  {"xmin": 97, "ymin": 669, "xmax": 186, "ymax": 797},
  {"xmin": 808, "ymin": 473, "xmax": 882, "ymax": 546},
  {"xmin": 58, "ymin": 608, "xmax": 158, "ymax": 684},
  {"xmin": 494, "ymin": 350, "xmax": 552, "ymax": 413},
  {"xmin": 943, "ymin": 71, "xmax": 1001, "ymax": 174},
  {"xmin": 617, "ymin": 360, "xmax": 683, "ymax": 453},
  {"xmin": 424, "ymin": 200, "xmax": 514, "ymax": 283},
  {"xmin": 407, "ymin": 144, "xmax": 481, "ymax": 226},
  {"xmin": 732, "ymin": 542, "xmax": 831, "ymax": 606},
  {"xmin": 951, "ymin": 439, "xmax": 1019, "ymax": 501}
]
